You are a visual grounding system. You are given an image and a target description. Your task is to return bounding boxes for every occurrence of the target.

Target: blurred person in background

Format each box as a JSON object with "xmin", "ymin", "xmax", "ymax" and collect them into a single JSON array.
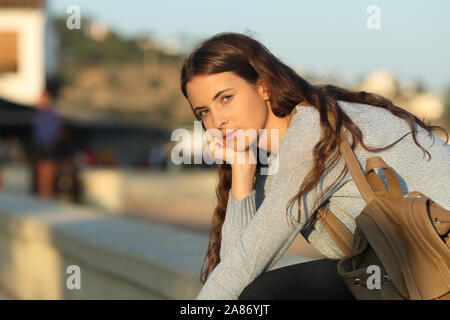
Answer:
[
  {"xmin": 81, "ymin": 148, "xmax": 97, "ymax": 167},
  {"xmin": 5, "ymin": 135, "xmax": 26, "ymax": 164},
  {"xmin": 148, "ymin": 143, "xmax": 166, "ymax": 169},
  {"xmin": 0, "ymin": 135, "xmax": 26, "ymax": 190},
  {"xmin": 32, "ymin": 85, "xmax": 63, "ymax": 198},
  {"xmin": 96, "ymin": 145, "xmax": 117, "ymax": 167},
  {"xmin": 54, "ymin": 124, "xmax": 82, "ymax": 203}
]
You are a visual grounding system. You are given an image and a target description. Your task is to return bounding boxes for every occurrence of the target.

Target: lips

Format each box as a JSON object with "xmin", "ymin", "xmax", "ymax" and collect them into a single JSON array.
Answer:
[{"xmin": 223, "ymin": 129, "xmax": 240, "ymax": 141}]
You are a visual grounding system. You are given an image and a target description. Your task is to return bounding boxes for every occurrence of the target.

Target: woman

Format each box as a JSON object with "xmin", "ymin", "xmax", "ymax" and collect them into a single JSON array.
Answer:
[{"xmin": 180, "ymin": 32, "xmax": 450, "ymax": 300}]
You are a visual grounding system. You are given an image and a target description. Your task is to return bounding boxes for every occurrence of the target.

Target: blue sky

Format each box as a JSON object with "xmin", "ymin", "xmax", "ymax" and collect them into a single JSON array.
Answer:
[{"xmin": 48, "ymin": 0, "xmax": 450, "ymax": 93}]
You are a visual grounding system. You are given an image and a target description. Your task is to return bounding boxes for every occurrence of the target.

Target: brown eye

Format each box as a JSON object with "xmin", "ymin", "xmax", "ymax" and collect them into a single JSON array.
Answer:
[
  {"xmin": 222, "ymin": 95, "xmax": 233, "ymax": 103},
  {"xmin": 195, "ymin": 110, "xmax": 208, "ymax": 121}
]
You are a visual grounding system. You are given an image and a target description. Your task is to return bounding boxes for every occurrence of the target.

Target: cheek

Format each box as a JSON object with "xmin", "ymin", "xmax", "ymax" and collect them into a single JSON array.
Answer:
[
  {"xmin": 236, "ymin": 95, "xmax": 268, "ymax": 129},
  {"xmin": 232, "ymin": 108, "xmax": 267, "ymax": 152}
]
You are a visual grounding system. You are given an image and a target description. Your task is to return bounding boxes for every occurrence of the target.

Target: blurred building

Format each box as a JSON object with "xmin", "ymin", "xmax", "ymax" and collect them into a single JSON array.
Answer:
[
  {"xmin": 356, "ymin": 70, "xmax": 447, "ymax": 125},
  {"xmin": 0, "ymin": 0, "xmax": 57, "ymax": 106},
  {"xmin": 0, "ymin": 0, "xmax": 57, "ymax": 165},
  {"xmin": 357, "ymin": 70, "xmax": 398, "ymax": 100},
  {"xmin": 0, "ymin": 0, "xmax": 170, "ymax": 170},
  {"xmin": 408, "ymin": 93, "xmax": 445, "ymax": 120}
]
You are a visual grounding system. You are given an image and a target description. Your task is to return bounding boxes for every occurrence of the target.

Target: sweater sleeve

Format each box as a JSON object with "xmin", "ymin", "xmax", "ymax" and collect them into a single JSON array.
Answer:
[
  {"xmin": 219, "ymin": 188, "xmax": 258, "ymax": 261},
  {"xmin": 196, "ymin": 108, "xmax": 349, "ymax": 300}
]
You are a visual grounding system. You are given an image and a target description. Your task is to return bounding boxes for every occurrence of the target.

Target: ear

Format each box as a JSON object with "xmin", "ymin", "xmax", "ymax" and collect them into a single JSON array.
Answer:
[{"xmin": 257, "ymin": 78, "xmax": 271, "ymax": 101}]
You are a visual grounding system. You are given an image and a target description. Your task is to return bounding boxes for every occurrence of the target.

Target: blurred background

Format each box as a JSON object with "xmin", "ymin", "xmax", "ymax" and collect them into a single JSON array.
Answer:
[{"xmin": 0, "ymin": 0, "xmax": 449, "ymax": 299}]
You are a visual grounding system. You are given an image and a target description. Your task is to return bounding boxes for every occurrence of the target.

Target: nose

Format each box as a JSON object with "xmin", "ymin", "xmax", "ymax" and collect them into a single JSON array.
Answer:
[{"xmin": 212, "ymin": 110, "xmax": 228, "ymax": 129}]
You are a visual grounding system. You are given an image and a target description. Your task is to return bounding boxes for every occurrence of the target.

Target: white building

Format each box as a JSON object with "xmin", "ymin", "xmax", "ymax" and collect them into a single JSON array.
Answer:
[
  {"xmin": 357, "ymin": 70, "xmax": 398, "ymax": 100},
  {"xmin": 0, "ymin": 0, "xmax": 58, "ymax": 106}
]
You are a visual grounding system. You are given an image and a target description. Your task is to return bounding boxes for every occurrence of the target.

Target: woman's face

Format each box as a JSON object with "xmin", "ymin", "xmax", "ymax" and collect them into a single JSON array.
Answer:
[{"xmin": 186, "ymin": 71, "xmax": 271, "ymax": 152}]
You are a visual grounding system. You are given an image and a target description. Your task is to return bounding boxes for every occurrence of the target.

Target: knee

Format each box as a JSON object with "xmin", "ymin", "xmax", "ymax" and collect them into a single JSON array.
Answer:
[
  {"xmin": 238, "ymin": 277, "xmax": 273, "ymax": 300},
  {"xmin": 238, "ymin": 285, "xmax": 260, "ymax": 300},
  {"xmin": 238, "ymin": 285, "xmax": 257, "ymax": 300}
]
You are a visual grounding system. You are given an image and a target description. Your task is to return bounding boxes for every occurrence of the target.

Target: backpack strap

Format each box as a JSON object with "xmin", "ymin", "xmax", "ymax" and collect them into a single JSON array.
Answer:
[
  {"xmin": 365, "ymin": 157, "xmax": 404, "ymax": 199},
  {"xmin": 338, "ymin": 128, "xmax": 377, "ymax": 205},
  {"xmin": 316, "ymin": 205, "xmax": 355, "ymax": 256},
  {"xmin": 316, "ymin": 130, "xmax": 375, "ymax": 255},
  {"xmin": 310, "ymin": 110, "xmax": 404, "ymax": 255}
]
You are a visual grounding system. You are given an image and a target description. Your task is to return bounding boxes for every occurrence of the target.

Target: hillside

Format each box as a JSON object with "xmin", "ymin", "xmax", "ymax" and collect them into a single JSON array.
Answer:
[
  {"xmin": 52, "ymin": 17, "xmax": 450, "ymax": 135},
  {"xmin": 53, "ymin": 17, "xmax": 195, "ymax": 130}
]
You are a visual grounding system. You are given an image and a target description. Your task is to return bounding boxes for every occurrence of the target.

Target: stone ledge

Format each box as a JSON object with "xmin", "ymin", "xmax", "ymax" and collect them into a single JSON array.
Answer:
[{"xmin": 0, "ymin": 191, "xmax": 314, "ymax": 299}]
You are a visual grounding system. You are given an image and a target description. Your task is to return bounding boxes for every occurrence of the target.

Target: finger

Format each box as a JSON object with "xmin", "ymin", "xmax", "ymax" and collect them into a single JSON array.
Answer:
[
  {"xmin": 207, "ymin": 135, "xmax": 217, "ymax": 150},
  {"xmin": 208, "ymin": 140, "xmax": 216, "ymax": 157}
]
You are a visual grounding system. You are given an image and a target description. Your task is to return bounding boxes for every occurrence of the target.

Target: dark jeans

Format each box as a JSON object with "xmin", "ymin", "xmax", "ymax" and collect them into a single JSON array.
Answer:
[
  {"xmin": 238, "ymin": 258, "xmax": 355, "ymax": 300},
  {"xmin": 34, "ymin": 142, "xmax": 58, "ymax": 161}
]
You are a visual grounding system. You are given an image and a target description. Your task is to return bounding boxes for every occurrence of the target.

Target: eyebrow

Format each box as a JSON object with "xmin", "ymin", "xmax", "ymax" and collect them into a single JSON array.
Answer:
[{"xmin": 192, "ymin": 88, "xmax": 233, "ymax": 112}]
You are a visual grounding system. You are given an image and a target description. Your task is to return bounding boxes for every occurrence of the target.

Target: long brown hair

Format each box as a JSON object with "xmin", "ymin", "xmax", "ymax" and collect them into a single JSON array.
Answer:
[{"xmin": 179, "ymin": 32, "xmax": 449, "ymax": 284}]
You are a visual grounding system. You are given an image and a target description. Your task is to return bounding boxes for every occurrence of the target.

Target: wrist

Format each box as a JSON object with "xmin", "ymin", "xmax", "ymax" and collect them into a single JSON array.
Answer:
[
  {"xmin": 231, "ymin": 164, "xmax": 256, "ymax": 199},
  {"xmin": 231, "ymin": 162, "xmax": 257, "ymax": 177}
]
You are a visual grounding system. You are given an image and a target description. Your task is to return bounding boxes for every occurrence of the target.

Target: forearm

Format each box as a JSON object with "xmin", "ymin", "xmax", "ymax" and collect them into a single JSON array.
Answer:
[
  {"xmin": 220, "ymin": 188, "xmax": 257, "ymax": 260},
  {"xmin": 220, "ymin": 164, "xmax": 258, "ymax": 261},
  {"xmin": 230, "ymin": 163, "xmax": 256, "ymax": 199}
]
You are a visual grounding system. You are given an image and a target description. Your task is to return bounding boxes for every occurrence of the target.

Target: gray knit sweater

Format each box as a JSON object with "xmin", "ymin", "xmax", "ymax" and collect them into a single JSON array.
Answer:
[{"xmin": 196, "ymin": 100, "xmax": 450, "ymax": 300}]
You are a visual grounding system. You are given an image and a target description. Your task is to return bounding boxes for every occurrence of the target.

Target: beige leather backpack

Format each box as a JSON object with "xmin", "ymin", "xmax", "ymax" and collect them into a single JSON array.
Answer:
[{"xmin": 315, "ymin": 127, "xmax": 450, "ymax": 300}]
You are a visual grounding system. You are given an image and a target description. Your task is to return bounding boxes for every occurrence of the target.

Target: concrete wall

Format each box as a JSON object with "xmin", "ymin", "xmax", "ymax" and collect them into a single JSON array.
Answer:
[
  {"xmin": 0, "ymin": 165, "xmax": 216, "ymax": 216},
  {"xmin": 0, "ymin": 164, "xmax": 31, "ymax": 194},
  {"xmin": 0, "ymin": 164, "xmax": 218, "ymax": 230},
  {"xmin": 0, "ymin": 164, "xmax": 324, "ymax": 258},
  {"xmin": 0, "ymin": 191, "xmax": 314, "ymax": 299}
]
